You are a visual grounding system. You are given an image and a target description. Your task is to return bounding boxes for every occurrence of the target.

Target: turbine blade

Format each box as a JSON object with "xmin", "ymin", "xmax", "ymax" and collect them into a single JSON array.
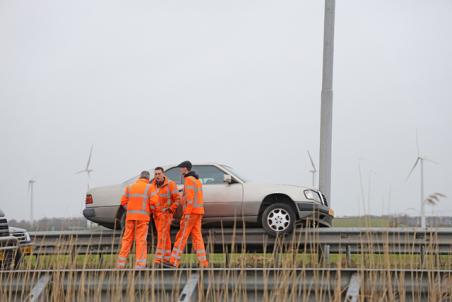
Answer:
[
  {"xmin": 86, "ymin": 145, "xmax": 94, "ymax": 170},
  {"xmin": 406, "ymin": 158, "xmax": 420, "ymax": 181},
  {"xmin": 307, "ymin": 150, "xmax": 317, "ymax": 171},
  {"xmin": 423, "ymin": 157, "xmax": 439, "ymax": 165},
  {"xmin": 425, "ymin": 198, "xmax": 435, "ymax": 205},
  {"xmin": 430, "ymin": 195, "xmax": 439, "ymax": 201},
  {"xmin": 76, "ymin": 170, "xmax": 86, "ymax": 174}
]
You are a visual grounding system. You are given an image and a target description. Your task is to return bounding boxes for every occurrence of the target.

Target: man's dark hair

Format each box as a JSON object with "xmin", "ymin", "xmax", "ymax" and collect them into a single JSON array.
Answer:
[{"xmin": 154, "ymin": 166, "xmax": 165, "ymax": 172}]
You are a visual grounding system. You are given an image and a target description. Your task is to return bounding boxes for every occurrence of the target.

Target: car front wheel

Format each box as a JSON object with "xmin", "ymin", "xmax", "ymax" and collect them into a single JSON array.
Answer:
[{"xmin": 261, "ymin": 203, "xmax": 296, "ymax": 236}]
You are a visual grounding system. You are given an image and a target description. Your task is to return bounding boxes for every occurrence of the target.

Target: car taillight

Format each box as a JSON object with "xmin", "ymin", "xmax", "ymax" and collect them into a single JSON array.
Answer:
[{"xmin": 85, "ymin": 194, "xmax": 93, "ymax": 205}]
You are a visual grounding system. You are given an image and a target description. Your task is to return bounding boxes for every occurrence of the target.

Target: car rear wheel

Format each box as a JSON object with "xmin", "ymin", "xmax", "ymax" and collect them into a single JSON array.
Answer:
[{"xmin": 261, "ymin": 203, "xmax": 296, "ymax": 236}]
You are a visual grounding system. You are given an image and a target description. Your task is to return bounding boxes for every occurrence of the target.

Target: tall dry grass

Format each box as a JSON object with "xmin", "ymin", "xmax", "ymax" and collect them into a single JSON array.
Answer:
[{"xmin": 0, "ymin": 222, "xmax": 451, "ymax": 301}]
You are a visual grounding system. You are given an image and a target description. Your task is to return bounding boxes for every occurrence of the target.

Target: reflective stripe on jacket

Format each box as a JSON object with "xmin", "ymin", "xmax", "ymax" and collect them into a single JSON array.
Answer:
[
  {"xmin": 182, "ymin": 176, "xmax": 204, "ymax": 215},
  {"xmin": 120, "ymin": 178, "xmax": 157, "ymax": 221}
]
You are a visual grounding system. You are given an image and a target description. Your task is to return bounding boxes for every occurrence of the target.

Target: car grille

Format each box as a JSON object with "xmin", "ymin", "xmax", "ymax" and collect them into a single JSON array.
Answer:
[
  {"xmin": 12, "ymin": 232, "xmax": 27, "ymax": 243},
  {"xmin": 0, "ymin": 218, "xmax": 9, "ymax": 237},
  {"xmin": 321, "ymin": 193, "xmax": 328, "ymax": 207}
]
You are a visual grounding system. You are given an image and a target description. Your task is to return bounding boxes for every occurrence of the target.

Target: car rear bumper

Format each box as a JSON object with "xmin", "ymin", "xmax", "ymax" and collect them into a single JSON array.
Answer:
[
  {"xmin": 83, "ymin": 206, "xmax": 118, "ymax": 229},
  {"xmin": 83, "ymin": 208, "xmax": 96, "ymax": 219}
]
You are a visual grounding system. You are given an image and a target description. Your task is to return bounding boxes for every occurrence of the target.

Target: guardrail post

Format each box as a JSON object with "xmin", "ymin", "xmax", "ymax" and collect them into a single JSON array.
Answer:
[
  {"xmin": 346, "ymin": 245, "xmax": 352, "ymax": 267},
  {"xmin": 344, "ymin": 273, "xmax": 360, "ymax": 302},
  {"xmin": 420, "ymin": 245, "xmax": 425, "ymax": 266},
  {"xmin": 178, "ymin": 273, "xmax": 199, "ymax": 302},
  {"xmin": 318, "ymin": 244, "xmax": 330, "ymax": 266},
  {"xmin": 29, "ymin": 274, "xmax": 51, "ymax": 302}
]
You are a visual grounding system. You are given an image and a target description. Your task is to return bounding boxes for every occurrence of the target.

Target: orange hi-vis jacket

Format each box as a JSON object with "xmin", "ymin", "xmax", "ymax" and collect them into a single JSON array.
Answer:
[
  {"xmin": 151, "ymin": 177, "xmax": 180, "ymax": 217},
  {"xmin": 120, "ymin": 178, "xmax": 157, "ymax": 221},
  {"xmin": 182, "ymin": 175, "xmax": 204, "ymax": 215}
]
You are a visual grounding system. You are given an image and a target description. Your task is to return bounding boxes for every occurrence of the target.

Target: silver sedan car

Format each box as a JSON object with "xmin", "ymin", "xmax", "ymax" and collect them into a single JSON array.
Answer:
[{"xmin": 83, "ymin": 163, "xmax": 334, "ymax": 236}]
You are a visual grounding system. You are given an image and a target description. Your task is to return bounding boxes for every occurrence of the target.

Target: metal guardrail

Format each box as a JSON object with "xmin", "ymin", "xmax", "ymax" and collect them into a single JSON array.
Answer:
[
  {"xmin": 1, "ymin": 268, "xmax": 451, "ymax": 302},
  {"xmin": 28, "ymin": 227, "xmax": 452, "ymax": 258}
]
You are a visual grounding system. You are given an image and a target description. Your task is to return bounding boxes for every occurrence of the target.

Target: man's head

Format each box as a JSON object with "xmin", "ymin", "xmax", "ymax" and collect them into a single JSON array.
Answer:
[
  {"xmin": 139, "ymin": 170, "xmax": 150, "ymax": 180},
  {"xmin": 177, "ymin": 160, "xmax": 192, "ymax": 175},
  {"xmin": 154, "ymin": 167, "xmax": 165, "ymax": 182}
]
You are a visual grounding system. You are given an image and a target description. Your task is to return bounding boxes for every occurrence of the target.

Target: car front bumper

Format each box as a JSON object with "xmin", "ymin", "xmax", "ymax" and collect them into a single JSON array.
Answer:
[
  {"xmin": 19, "ymin": 242, "xmax": 33, "ymax": 255},
  {"xmin": 0, "ymin": 236, "xmax": 20, "ymax": 261},
  {"xmin": 296, "ymin": 202, "xmax": 334, "ymax": 227}
]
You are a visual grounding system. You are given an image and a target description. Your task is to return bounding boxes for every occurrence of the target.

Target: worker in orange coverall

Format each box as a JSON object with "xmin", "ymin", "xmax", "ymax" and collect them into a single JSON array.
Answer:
[
  {"xmin": 166, "ymin": 161, "xmax": 208, "ymax": 268},
  {"xmin": 150, "ymin": 166, "xmax": 181, "ymax": 265},
  {"xmin": 116, "ymin": 170, "xmax": 157, "ymax": 269}
]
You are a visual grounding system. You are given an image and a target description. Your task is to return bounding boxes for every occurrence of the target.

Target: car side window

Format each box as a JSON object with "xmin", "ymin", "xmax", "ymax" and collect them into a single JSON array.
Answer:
[
  {"xmin": 193, "ymin": 165, "xmax": 225, "ymax": 185},
  {"xmin": 165, "ymin": 168, "xmax": 183, "ymax": 185}
]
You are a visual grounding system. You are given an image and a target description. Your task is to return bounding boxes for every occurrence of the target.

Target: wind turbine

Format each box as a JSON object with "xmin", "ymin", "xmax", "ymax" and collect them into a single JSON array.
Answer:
[
  {"xmin": 28, "ymin": 179, "xmax": 36, "ymax": 226},
  {"xmin": 76, "ymin": 145, "xmax": 94, "ymax": 190},
  {"xmin": 307, "ymin": 150, "xmax": 317, "ymax": 188},
  {"xmin": 406, "ymin": 132, "xmax": 436, "ymax": 229}
]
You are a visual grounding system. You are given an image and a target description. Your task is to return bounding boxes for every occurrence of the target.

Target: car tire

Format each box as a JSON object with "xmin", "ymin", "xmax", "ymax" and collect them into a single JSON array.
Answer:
[
  {"xmin": 13, "ymin": 250, "xmax": 22, "ymax": 269},
  {"xmin": 0, "ymin": 250, "xmax": 15, "ymax": 270},
  {"xmin": 261, "ymin": 203, "xmax": 296, "ymax": 237},
  {"xmin": 119, "ymin": 212, "xmax": 126, "ymax": 230}
]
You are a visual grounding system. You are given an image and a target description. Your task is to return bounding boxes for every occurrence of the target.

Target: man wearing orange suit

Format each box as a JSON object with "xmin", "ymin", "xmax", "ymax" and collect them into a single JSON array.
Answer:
[
  {"xmin": 116, "ymin": 170, "xmax": 157, "ymax": 269},
  {"xmin": 166, "ymin": 161, "xmax": 208, "ymax": 268},
  {"xmin": 150, "ymin": 166, "xmax": 181, "ymax": 265}
]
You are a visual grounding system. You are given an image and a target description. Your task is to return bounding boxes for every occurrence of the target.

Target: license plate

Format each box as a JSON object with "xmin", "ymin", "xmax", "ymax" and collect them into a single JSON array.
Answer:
[
  {"xmin": 0, "ymin": 251, "xmax": 4, "ymax": 261},
  {"xmin": 21, "ymin": 246, "xmax": 33, "ymax": 255}
]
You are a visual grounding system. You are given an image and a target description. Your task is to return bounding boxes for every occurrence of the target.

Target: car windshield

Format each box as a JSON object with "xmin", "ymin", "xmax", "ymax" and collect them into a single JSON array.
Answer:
[{"xmin": 221, "ymin": 165, "xmax": 248, "ymax": 182}]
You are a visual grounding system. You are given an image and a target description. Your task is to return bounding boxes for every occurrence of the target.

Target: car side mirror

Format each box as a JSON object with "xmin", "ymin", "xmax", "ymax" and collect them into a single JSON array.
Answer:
[{"xmin": 224, "ymin": 174, "xmax": 233, "ymax": 184}]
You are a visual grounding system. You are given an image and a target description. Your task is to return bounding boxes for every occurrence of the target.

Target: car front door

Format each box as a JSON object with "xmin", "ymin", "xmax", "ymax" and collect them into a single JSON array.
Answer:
[
  {"xmin": 165, "ymin": 165, "xmax": 244, "ymax": 220},
  {"xmin": 192, "ymin": 165, "xmax": 243, "ymax": 220}
]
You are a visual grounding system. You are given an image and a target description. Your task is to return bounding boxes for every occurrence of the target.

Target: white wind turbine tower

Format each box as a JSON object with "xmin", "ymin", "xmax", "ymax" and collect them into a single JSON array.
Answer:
[
  {"xmin": 406, "ymin": 132, "xmax": 436, "ymax": 229},
  {"xmin": 76, "ymin": 145, "xmax": 94, "ymax": 190},
  {"xmin": 307, "ymin": 151, "xmax": 318, "ymax": 188},
  {"xmin": 76, "ymin": 145, "xmax": 94, "ymax": 228},
  {"xmin": 28, "ymin": 179, "xmax": 36, "ymax": 226}
]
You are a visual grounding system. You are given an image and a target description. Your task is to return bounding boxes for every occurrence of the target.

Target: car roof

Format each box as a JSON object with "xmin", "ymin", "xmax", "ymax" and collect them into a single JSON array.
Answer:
[{"xmin": 160, "ymin": 162, "xmax": 227, "ymax": 169}]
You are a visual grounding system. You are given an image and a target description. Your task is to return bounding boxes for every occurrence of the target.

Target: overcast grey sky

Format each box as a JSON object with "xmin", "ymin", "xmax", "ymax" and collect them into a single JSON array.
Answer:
[{"xmin": 1, "ymin": 0, "xmax": 451, "ymax": 221}]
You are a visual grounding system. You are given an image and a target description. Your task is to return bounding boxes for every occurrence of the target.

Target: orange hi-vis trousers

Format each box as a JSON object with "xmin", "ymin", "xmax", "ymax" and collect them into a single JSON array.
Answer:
[
  {"xmin": 153, "ymin": 213, "xmax": 173, "ymax": 264},
  {"xmin": 169, "ymin": 214, "xmax": 208, "ymax": 268},
  {"xmin": 116, "ymin": 220, "xmax": 148, "ymax": 269}
]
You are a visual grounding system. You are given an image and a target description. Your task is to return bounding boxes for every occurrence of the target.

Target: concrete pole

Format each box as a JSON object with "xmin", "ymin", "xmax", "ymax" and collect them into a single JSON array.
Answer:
[
  {"xmin": 420, "ymin": 159, "xmax": 426, "ymax": 228},
  {"xmin": 319, "ymin": 0, "xmax": 336, "ymax": 205},
  {"xmin": 30, "ymin": 183, "xmax": 34, "ymax": 225}
]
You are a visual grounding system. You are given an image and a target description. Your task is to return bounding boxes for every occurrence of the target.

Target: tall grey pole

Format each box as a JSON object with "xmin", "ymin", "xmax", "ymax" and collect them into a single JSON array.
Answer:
[
  {"xmin": 29, "ymin": 180, "xmax": 35, "ymax": 226},
  {"xmin": 319, "ymin": 0, "xmax": 336, "ymax": 205},
  {"xmin": 420, "ymin": 159, "xmax": 426, "ymax": 228}
]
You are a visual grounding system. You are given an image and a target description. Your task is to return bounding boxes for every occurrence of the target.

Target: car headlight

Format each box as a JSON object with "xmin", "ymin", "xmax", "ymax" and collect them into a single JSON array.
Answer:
[
  {"xmin": 304, "ymin": 189, "xmax": 321, "ymax": 203},
  {"xmin": 25, "ymin": 232, "xmax": 31, "ymax": 242}
]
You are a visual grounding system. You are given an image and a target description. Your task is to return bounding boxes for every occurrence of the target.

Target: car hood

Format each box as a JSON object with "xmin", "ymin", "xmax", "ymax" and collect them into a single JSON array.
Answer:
[
  {"xmin": 242, "ymin": 182, "xmax": 314, "ymax": 201},
  {"xmin": 244, "ymin": 182, "xmax": 311, "ymax": 191}
]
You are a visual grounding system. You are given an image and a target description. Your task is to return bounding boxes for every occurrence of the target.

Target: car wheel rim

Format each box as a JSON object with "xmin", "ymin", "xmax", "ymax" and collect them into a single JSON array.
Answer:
[{"xmin": 267, "ymin": 208, "xmax": 291, "ymax": 232}]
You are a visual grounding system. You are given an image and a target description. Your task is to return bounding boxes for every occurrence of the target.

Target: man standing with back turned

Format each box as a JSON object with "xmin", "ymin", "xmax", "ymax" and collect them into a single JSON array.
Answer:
[
  {"xmin": 116, "ymin": 170, "xmax": 156, "ymax": 269},
  {"xmin": 167, "ymin": 161, "xmax": 208, "ymax": 268}
]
